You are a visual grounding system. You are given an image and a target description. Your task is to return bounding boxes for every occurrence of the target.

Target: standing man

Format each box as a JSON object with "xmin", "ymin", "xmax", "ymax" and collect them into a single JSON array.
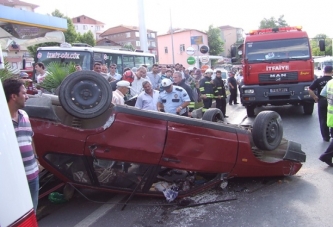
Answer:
[
  {"xmin": 135, "ymin": 81, "xmax": 159, "ymax": 111},
  {"xmin": 130, "ymin": 66, "xmax": 149, "ymax": 96},
  {"xmin": 172, "ymin": 71, "xmax": 195, "ymax": 113},
  {"xmin": 93, "ymin": 62, "xmax": 102, "ymax": 74},
  {"xmin": 112, "ymin": 80, "xmax": 131, "ymax": 105},
  {"xmin": 236, "ymin": 69, "xmax": 244, "ymax": 103},
  {"xmin": 3, "ymin": 78, "xmax": 39, "ymax": 212},
  {"xmin": 157, "ymin": 78, "xmax": 190, "ymax": 116},
  {"xmin": 35, "ymin": 62, "xmax": 48, "ymax": 84},
  {"xmin": 75, "ymin": 64, "xmax": 82, "ymax": 71},
  {"xmin": 228, "ymin": 71, "xmax": 239, "ymax": 105},
  {"xmin": 147, "ymin": 64, "xmax": 161, "ymax": 90},
  {"xmin": 108, "ymin": 64, "xmax": 122, "ymax": 81},
  {"xmin": 309, "ymin": 66, "xmax": 333, "ymax": 141},
  {"xmin": 199, "ymin": 68, "xmax": 215, "ymax": 112},
  {"xmin": 214, "ymin": 70, "xmax": 228, "ymax": 118}
]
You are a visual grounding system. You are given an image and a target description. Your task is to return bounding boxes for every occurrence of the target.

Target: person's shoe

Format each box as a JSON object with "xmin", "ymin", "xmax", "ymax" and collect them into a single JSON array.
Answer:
[
  {"xmin": 319, "ymin": 154, "xmax": 333, "ymax": 167},
  {"xmin": 234, "ymin": 103, "xmax": 240, "ymax": 104},
  {"xmin": 224, "ymin": 115, "xmax": 229, "ymax": 118},
  {"xmin": 323, "ymin": 137, "xmax": 330, "ymax": 142}
]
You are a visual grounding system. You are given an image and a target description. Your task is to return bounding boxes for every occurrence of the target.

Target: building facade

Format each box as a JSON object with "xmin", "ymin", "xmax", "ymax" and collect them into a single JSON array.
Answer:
[
  {"xmin": 72, "ymin": 15, "xmax": 105, "ymax": 40},
  {"xmin": 0, "ymin": 0, "xmax": 38, "ymax": 12},
  {"xmin": 219, "ymin": 25, "xmax": 244, "ymax": 57},
  {"xmin": 99, "ymin": 25, "xmax": 158, "ymax": 55},
  {"xmin": 157, "ymin": 29, "xmax": 208, "ymax": 67}
]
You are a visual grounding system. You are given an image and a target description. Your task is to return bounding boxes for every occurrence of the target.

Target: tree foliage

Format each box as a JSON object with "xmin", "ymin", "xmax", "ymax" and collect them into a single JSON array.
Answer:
[
  {"xmin": 77, "ymin": 30, "xmax": 96, "ymax": 47},
  {"xmin": 310, "ymin": 34, "xmax": 332, "ymax": 56},
  {"xmin": 259, "ymin": 15, "xmax": 289, "ymax": 29},
  {"xmin": 206, "ymin": 25, "xmax": 224, "ymax": 56},
  {"xmin": 122, "ymin": 44, "xmax": 135, "ymax": 51}
]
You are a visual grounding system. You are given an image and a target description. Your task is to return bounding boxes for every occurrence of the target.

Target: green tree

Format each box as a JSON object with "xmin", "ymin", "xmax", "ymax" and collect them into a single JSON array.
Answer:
[
  {"xmin": 77, "ymin": 31, "xmax": 96, "ymax": 46},
  {"xmin": 27, "ymin": 9, "xmax": 77, "ymax": 57},
  {"xmin": 310, "ymin": 34, "xmax": 332, "ymax": 56},
  {"xmin": 206, "ymin": 25, "xmax": 224, "ymax": 56},
  {"xmin": 122, "ymin": 44, "xmax": 135, "ymax": 51},
  {"xmin": 259, "ymin": 15, "xmax": 289, "ymax": 29}
]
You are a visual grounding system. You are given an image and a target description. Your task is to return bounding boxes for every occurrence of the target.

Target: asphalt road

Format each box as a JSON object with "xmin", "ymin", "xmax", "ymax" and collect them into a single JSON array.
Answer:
[{"xmin": 37, "ymin": 103, "xmax": 333, "ymax": 227}]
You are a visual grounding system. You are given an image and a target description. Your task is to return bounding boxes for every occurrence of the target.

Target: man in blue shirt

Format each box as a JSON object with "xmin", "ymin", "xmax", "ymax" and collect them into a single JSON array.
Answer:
[
  {"xmin": 157, "ymin": 79, "xmax": 190, "ymax": 116},
  {"xmin": 135, "ymin": 81, "xmax": 159, "ymax": 111}
]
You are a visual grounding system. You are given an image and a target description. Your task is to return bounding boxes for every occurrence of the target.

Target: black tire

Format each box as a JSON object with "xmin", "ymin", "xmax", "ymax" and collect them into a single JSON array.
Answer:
[
  {"xmin": 303, "ymin": 102, "xmax": 314, "ymax": 115},
  {"xmin": 202, "ymin": 108, "xmax": 224, "ymax": 123},
  {"xmin": 59, "ymin": 71, "xmax": 112, "ymax": 119},
  {"xmin": 246, "ymin": 106, "xmax": 255, "ymax": 117},
  {"xmin": 252, "ymin": 111, "xmax": 283, "ymax": 151}
]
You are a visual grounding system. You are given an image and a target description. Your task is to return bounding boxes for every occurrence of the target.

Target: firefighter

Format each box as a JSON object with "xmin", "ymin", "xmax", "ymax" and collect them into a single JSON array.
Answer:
[
  {"xmin": 199, "ymin": 68, "xmax": 214, "ymax": 111},
  {"xmin": 213, "ymin": 70, "xmax": 228, "ymax": 118}
]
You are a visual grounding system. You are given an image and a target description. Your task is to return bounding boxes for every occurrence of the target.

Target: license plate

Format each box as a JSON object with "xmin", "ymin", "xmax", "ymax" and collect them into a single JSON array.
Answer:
[{"xmin": 270, "ymin": 88, "xmax": 288, "ymax": 93}]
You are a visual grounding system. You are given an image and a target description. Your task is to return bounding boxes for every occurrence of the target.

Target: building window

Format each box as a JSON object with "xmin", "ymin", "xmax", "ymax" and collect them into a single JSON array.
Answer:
[
  {"xmin": 135, "ymin": 32, "xmax": 139, "ymax": 37},
  {"xmin": 126, "ymin": 32, "xmax": 131, "ymax": 38},
  {"xmin": 165, "ymin": 47, "xmax": 168, "ymax": 53},
  {"xmin": 150, "ymin": 33, "xmax": 155, "ymax": 38},
  {"xmin": 136, "ymin": 41, "xmax": 140, "ymax": 47},
  {"xmin": 180, "ymin": 44, "xmax": 185, "ymax": 52},
  {"xmin": 150, "ymin": 41, "xmax": 156, "ymax": 47},
  {"xmin": 96, "ymin": 26, "xmax": 100, "ymax": 31},
  {"xmin": 83, "ymin": 25, "xmax": 88, "ymax": 30},
  {"xmin": 77, "ymin": 17, "xmax": 80, "ymax": 23}
]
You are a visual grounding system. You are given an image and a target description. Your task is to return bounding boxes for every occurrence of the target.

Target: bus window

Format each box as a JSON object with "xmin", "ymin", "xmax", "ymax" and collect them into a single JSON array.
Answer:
[
  {"xmin": 93, "ymin": 53, "xmax": 104, "ymax": 63},
  {"xmin": 116, "ymin": 56, "xmax": 123, "ymax": 74},
  {"xmin": 104, "ymin": 53, "xmax": 121, "ymax": 69},
  {"xmin": 123, "ymin": 56, "xmax": 135, "ymax": 70},
  {"xmin": 135, "ymin": 56, "xmax": 144, "ymax": 68},
  {"xmin": 36, "ymin": 50, "xmax": 92, "ymax": 70},
  {"xmin": 145, "ymin": 56, "xmax": 154, "ymax": 71}
]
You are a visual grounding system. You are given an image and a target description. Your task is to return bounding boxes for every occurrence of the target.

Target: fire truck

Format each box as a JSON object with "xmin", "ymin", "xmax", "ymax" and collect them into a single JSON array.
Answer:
[{"xmin": 233, "ymin": 26, "xmax": 315, "ymax": 117}]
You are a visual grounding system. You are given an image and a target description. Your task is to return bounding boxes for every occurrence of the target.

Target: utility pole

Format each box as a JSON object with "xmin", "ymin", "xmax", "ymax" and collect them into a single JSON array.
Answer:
[
  {"xmin": 170, "ymin": 8, "xmax": 175, "ymax": 65},
  {"xmin": 137, "ymin": 0, "xmax": 148, "ymax": 52}
]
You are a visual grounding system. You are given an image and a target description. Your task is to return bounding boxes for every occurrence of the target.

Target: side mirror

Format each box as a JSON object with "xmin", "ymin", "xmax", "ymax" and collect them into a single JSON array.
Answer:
[{"xmin": 319, "ymin": 39, "xmax": 325, "ymax": 52}]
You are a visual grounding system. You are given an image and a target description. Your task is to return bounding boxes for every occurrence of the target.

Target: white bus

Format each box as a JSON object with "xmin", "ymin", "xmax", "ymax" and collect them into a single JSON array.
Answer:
[
  {"xmin": 314, "ymin": 56, "xmax": 333, "ymax": 78},
  {"xmin": 36, "ymin": 43, "xmax": 156, "ymax": 75}
]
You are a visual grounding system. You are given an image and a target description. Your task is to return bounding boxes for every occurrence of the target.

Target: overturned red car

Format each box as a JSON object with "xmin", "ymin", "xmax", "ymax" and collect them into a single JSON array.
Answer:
[{"xmin": 24, "ymin": 71, "xmax": 306, "ymax": 199}]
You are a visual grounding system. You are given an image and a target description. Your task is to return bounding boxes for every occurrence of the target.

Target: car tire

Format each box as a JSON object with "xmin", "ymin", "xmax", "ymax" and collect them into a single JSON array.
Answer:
[
  {"xmin": 58, "ymin": 71, "xmax": 112, "ymax": 119},
  {"xmin": 252, "ymin": 111, "xmax": 283, "ymax": 151},
  {"xmin": 246, "ymin": 106, "xmax": 255, "ymax": 117},
  {"xmin": 202, "ymin": 108, "xmax": 224, "ymax": 123},
  {"xmin": 303, "ymin": 102, "xmax": 314, "ymax": 115}
]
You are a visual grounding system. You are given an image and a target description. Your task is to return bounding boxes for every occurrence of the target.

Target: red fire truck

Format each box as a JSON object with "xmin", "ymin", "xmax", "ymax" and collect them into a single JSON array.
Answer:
[{"xmin": 234, "ymin": 26, "xmax": 314, "ymax": 117}]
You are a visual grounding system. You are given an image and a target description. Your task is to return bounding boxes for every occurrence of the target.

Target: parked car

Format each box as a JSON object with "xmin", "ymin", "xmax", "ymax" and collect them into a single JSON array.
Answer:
[{"xmin": 24, "ymin": 71, "xmax": 306, "ymax": 199}]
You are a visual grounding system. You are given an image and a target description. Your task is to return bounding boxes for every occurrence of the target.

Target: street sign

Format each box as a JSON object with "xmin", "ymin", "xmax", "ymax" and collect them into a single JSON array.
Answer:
[
  {"xmin": 200, "ymin": 56, "xmax": 210, "ymax": 64},
  {"xmin": 199, "ymin": 45, "xmax": 209, "ymax": 54},
  {"xmin": 187, "ymin": 56, "xmax": 196, "ymax": 65},
  {"xmin": 186, "ymin": 47, "xmax": 195, "ymax": 55}
]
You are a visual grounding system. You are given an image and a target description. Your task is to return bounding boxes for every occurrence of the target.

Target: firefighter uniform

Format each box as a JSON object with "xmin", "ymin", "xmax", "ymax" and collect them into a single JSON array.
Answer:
[
  {"xmin": 199, "ymin": 75, "xmax": 214, "ymax": 111},
  {"xmin": 213, "ymin": 76, "xmax": 227, "ymax": 117}
]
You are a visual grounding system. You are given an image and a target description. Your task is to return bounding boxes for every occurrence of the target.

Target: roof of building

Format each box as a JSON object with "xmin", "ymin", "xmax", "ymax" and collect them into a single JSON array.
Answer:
[
  {"xmin": 100, "ymin": 25, "xmax": 156, "ymax": 37},
  {"xmin": 96, "ymin": 37, "xmax": 121, "ymax": 46},
  {"xmin": 157, "ymin": 28, "xmax": 206, "ymax": 37},
  {"xmin": 72, "ymin": 15, "xmax": 105, "ymax": 25},
  {"xmin": 0, "ymin": 0, "xmax": 39, "ymax": 9}
]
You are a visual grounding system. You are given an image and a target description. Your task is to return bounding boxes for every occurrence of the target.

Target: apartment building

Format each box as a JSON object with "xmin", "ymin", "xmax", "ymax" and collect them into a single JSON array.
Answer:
[
  {"xmin": 219, "ymin": 25, "xmax": 244, "ymax": 57},
  {"xmin": 0, "ymin": 0, "xmax": 38, "ymax": 12},
  {"xmin": 72, "ymin": 15, "xmax": 105, "ymax": 40}
]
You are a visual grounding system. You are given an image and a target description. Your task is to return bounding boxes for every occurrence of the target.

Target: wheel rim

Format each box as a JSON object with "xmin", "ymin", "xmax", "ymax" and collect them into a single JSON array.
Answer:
[
  {"xmin": 266, "ymin": 120, "xmax": 279, "ymax": 143},
  {"xmin": 70, "ymin": 80, "xmax": 102, "ymax": 109}
]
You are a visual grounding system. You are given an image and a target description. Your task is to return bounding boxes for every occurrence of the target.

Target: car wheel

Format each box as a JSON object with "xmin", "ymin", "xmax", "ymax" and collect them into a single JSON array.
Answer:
[
  {"xmin": 59, "ymin": 71, "xmax": 112, "ymax": 119},
  {"xmin": 202, "ymin": 108, "xmax": 224, "ymax": 123},
  {"xmin": 252, "ymin": 111, "xmax": 283, "ymax": 151},
  {"xmin": 303, "ymin": 102, "xmax": 314, "ymax": 115},
  {"xmin": 246, "ymin": 106, "xmax": 255, "ymax": 117}
]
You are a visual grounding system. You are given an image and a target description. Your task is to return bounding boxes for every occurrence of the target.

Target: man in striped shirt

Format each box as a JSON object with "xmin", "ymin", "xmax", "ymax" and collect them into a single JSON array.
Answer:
[{"xmin": 3, "ymin": 78, "xmax": 39, "ymax": 212}]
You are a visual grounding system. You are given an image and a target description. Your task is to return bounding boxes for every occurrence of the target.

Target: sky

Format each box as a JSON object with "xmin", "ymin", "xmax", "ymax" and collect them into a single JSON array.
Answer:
[{"xmin": 25, "ymin": 0, "xmax": 333, "ymax": 39}]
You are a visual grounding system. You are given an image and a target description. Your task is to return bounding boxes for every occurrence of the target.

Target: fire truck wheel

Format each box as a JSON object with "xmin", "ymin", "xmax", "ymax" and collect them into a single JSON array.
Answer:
[
  {"xmin": 246, "ymin": 106, "xmax": 255, "ymax": 117},
  {"xmin": 252, "ymin": 111, "xmax": 283, "ymax": 151},
  {"xmin": 58, "ymin": 71, "xmax": 112, "ymax": 119},
  {"xmin": 202, "ymin": 108, "xmax": 225, "ymax": 123},
  {"xmin": 303, "ymin": 102, "xmax": 314, "ymax": 115}
]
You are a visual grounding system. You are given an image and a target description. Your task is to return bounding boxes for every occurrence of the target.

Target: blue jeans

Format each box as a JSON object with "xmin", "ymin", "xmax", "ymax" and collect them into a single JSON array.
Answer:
[{"xmin": 28, "ymin": 176, "xmax": 39, "ymax": 213}]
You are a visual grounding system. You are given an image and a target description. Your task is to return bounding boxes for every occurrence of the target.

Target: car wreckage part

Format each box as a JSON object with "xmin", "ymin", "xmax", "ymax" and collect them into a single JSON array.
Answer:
[
  {"xmin": 252, "ymin": 111, "xmax": 283, "ymax": 151},
  {"xmin": 58, "ymin": 71, "xmax": 112, "ymax": 119}
]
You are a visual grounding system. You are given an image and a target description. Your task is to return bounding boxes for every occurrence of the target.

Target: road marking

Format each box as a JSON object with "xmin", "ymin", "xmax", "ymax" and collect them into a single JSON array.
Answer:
[{"xmin": 73, "ymin": 194, "xmax": 126, "ymax": 227}]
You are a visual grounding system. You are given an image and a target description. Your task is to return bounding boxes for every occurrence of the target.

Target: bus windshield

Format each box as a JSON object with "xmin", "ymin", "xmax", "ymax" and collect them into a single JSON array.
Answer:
[
  {"xmin": 245, "ymin": 38, "xmax": 311, "ymax": 63},
  {"xmin": 37, "ymin": 50, "xmax": 92, "ymax": 70}
]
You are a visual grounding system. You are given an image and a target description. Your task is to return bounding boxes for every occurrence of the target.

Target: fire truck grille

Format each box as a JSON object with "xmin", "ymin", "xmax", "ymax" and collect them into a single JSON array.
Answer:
[{"xmin": 258, "ymin": 71, "xmax": 298, "ymax": 83}]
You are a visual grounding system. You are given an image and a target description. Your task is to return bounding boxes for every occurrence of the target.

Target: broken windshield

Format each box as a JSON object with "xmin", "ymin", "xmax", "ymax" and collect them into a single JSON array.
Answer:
[{"xmin": 246, "ymin": 38, "xmax": 310, "ymax": 63}]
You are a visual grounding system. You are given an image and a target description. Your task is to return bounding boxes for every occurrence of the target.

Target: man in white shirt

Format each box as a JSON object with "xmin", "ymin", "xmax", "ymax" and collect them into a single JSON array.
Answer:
[
  {"xmin": 112, "ymin": 80, "xmax": 131, "ymax": 105},
  {"xmin": 135, "ymin": 81, "xmax": 159, "ymax": 111},
  {"xmin": 35, "ymin": 62, "xmax": 49, "ymax": 84},
  {"xmin": 108, "ymin": 64, "xmax": 121, "ymax": 81},
  {"xmin": 147, "ymin": 64, "xmax": 161, "ymax": 90},
  {"xmin": 130, "ymin": 66, "xmax": 149, "ymax": 96}
]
